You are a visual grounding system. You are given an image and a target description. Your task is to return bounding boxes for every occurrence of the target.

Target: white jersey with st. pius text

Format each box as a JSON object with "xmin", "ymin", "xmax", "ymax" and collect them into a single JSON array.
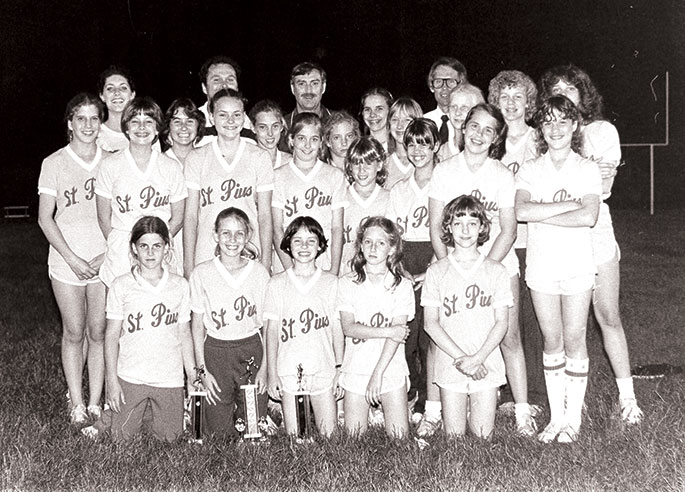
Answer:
[{"xmin": 386, "ymin": 173, "xmax": 430, "ymax": 242}]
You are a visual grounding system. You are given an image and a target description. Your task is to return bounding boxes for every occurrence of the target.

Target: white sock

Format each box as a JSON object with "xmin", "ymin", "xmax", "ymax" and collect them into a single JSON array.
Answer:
[
  {"xmin": 543, "ymin": 351, "xmax": 566, "ymax": 424},
  {"xmin": 514, "ymin": 403, "xmax": 531, "ymax": 421},
  {"xmin": 564, "ymin": 357, "xmax": 589, "ymax": 430},
  {"xmin": 616, "ymin": 377, "xmax": 636, "ymax": 401},
  {"xmin": 424, "ymin": 400, "xmax": 442, "ymax": 420}
]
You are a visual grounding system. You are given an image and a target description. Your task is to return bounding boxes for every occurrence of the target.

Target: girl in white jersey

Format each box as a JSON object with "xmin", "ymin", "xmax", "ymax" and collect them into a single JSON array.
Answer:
[
  {"xmin": 95, "ymin": 97, "xmax": 186, "ymax": 287},
  {"xmin": 190, "ymin": 207, "xmax": 270, "ymax": 437},
  {"xmin": 96, "ymin": 66, "xmax": 136, "ymax": 153},
  {"xmin": 340, "ymin": 136, "xmax": 390, "ymax": 276},
  {"xmin": 540, "ymin": 64, "xmax": 643, "ymax": 424},
  {"xmin": 323, "ymin": 111, "xmax": 360, "ymax": 171},
  {"xmin": 184, "ymin": 89, "xmax": 274, "ymax": 276},
  {"xmin": 384, "ymin": 97, "xmax": 424, "ymax": 189},
  {"xmin": 515, "ymin": 96, "xmax": 602, "ymax": 443},
  {"xmin": 437, "ymin": 84, "xmax": 484, "ymax": 162},
  {"xmin": 265, "ymin": 216, "xmax": 344, "ymax": 437},
  {"xmin": 86, "ymin": 216, "xmax": 194, "ymax": 441},
  {"xmin": 38, "ymin": 93, "xmax": 108, "ymax": 425},
  {"xmin": 423, "ymin": 195, "xmax": 512, "ymax": 438},
  {"xmin": 385, "ymin": 118, "xmax": 439, "ymax": 423},
  {"xmin": 337, "ymin": 217, "xmax": 414, "ymax": 438},
  {"xmin": 249, "ymin": 100, "xmax": 291, "ymax": 169},
  {"xmin": 272, "ymin": 112, "xmax": 346, "ymax": 274},
  {"xmin": 161, "ymin": 98, "xmax": 205, "ymax": 167},
  {"xmin": 360, "ymin": 88, "xmax": 393, "ymax": 153}
]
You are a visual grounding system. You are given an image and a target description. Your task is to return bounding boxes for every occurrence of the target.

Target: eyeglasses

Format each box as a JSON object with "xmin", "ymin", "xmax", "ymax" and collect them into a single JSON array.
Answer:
[{"xmin": 431, "ymin": 78, "xmax": 461, "ymax": 89}]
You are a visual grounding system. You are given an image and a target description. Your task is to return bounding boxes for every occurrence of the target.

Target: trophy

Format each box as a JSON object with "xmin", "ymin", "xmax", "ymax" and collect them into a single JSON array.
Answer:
[
  {"xmin": 235, "ymin": 357, "xmax": 268, "ymax": 441},
  {"xmin": 187, "ymin": 389, "xmax": 206, "ymax": 444},
  {"xmin": 294, "ymin": 363, "xmax": 313, "ymax": 440}
]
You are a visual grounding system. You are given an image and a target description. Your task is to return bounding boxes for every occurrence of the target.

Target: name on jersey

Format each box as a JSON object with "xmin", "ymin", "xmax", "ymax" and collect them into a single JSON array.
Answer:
[
  {"xmin": 284, "ymin": 186, "xmax": 332, "ymax": 217},
  {"xmin": 351, "ymin": 311, "xmax": 390, "ymax": 344},
  {"xmin": 443, "ymin": 283, "xmax": 492, "ymax": 316},
  {"xmin": 126, "ymin": 302, "xmax": 179, "ymax": 333},
  {"xmin": 553, "ymin": 188, "xmax": 582, "ymax": 204},
  {"xmin": 394, "ymin": 206, "xmax": 429, "ymax": 236},
  {"xmin": 116, "ymin": 185, "xmax": 170, "ymax": 213},
  {"xmin": 210, "ymin": 295, "xmax": 257, "ymax": 330},
  {"xmin": 470, "ymin": 189, "xmax": 499, "ymax": 213},
  {"xmin": 281, "ymin": 308, "xmax": 330, "ymax": 342},
  {"xmin": 200, "ymin": 179, "xmax": 253, "ymax": 207},
  {"xmin": 343, "ymin": 214, "xmax": 371, "ymax": 245},
  {"xmin": 64, "ymin": 178, "xmax": 96, "ymax": 207}
]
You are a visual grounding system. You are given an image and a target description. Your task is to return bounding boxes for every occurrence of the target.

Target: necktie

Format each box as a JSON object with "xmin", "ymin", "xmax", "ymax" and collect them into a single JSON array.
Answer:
[{"xmin": 439, "ymin": 114, "xmax": 449, "ymax": 145}]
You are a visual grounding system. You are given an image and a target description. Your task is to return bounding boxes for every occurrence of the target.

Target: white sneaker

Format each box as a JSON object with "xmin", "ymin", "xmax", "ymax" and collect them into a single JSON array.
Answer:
[
  {"xmin": 620, "ymin": 398, "xmax": 643, "ymax": 425},
  {"xmin": 537, "ymin": 421, "xmax": 563, "ymax": 443},
  {"xmin": 416, "ymin": 415, "xmax": 441, "ymax": 437},
  {"xmin": 557, "ymin": 423, "xmax": 579, "ymax": 443},
  {"xmin": 70, "ymin": 404, "xmax": 88, "ymax": 425},
  {"xmin": 411, "ymin": 412, "xmax": 423, "ymax": 425},
  {"xmin": 516, "ymin": 412, "xmax": 537, "ymax": 437},
  {"xmin": 87, "ymin": 405, "xmax": 102, "ymax": 420},
  {"xmin": 81, "ymin": 425, "xmax": 99, "ymax": 439}
]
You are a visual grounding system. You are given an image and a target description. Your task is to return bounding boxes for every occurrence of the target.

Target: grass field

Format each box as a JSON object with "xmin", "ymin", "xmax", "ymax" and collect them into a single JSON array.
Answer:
[{"xmin": 1, "ymin": 210, "xmax": 684, "ymax": 491}]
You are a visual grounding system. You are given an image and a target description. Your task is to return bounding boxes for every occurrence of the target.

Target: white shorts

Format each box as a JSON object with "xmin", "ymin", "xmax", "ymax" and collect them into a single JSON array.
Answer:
[
  {"xmin": 592, "ymin": 203, "xmax": 621, "ymax": 266},
  {"xmin": 527, "ymin": 273, "xmax": 595, "ymax": 296},
  {"xmin": 280, "ymin": 373, "xmax": 335, "ymax": 396},
  {"xmin": 48, "ymin": 245, "xmax": 105, "ymax": 287},
  {"xmin": 437, "ymin": 379, "xmax": 503, "ymax": 395},
  {"xmin": 338, "ymin": 372, "xmax": 408, "ymax": 396}
]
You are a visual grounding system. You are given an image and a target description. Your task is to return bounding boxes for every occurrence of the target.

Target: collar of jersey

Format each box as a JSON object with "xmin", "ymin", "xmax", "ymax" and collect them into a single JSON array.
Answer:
[
  {"xmin": 447, "ymin": 252, "xmax": 485, "ymax": 280},
  {"xmin": 213, "ymin": 256, "xmax": 253, "ymax": 289},
  {"xmin": 286, "ymin": 267, "xmax": 322, "ymax": 295},
  {"xmin": 212, "ymin": 138, "xmax": 246, "ymax": 173}
]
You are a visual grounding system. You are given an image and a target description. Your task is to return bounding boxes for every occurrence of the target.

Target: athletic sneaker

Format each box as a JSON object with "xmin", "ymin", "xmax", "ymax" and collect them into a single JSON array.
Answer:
[
  {"xmin": 537, "ymin": 421, "xmax": 563, "ymax": 443},
  {"xmin": 87, "ymin": 405, "xmax": 102, "ymax": 420},
  {"xmin": 416, "ymin": 415, "xmax": 441, "ymax": 437},
  {"xmin": 81, "ymin": 425, "xmax": 99, "ymax": 439},
  {"xmin": 411, "ymin": 412, "xmax": 423, "ymax": 425},
  {"xmin": 556, "ymin": 423, "xmax": 579, "ymax": 443},
  {"xmin": 70, "ymin": 404, "xmax": 88, "ymax": 425},
  {"xmin": 620, "ymin": 398, "xmax": 643, "ymax": 424},
  {"xmin": 516, "ymin": 413, "xmax": 537, "ymax": 437},
  {"xmin": 499, "ymin": 401, "xmax": 543, "ymax": 418}
]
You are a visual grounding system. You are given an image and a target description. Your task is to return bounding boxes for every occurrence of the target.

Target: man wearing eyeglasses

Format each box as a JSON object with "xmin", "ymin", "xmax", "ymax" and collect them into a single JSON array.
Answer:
[{"xmin": 424, "ymin": 57, "xmax": 468, "ymax": 144}]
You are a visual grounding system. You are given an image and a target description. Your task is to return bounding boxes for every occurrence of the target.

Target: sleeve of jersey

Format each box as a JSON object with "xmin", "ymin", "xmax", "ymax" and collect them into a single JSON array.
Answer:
[
  {"xmin": 384, "ymin": 188, "xmax": 398, "ymax": 222},
  {"xmin": 491, "ymin": 264, "xmax": 514, "ymax": 309},
  {"xmin": 420, "ymin": 265, "xmax": 441, "ymax": 308},
  {"xmin": 271, "ymin": 170, "xmax": 285, "ymax": 210},
  {"xmin": 178, "ymin": 279, "xmax": 192, "ymax": 323},
  {"xmin": 262, "ymin": 278, "xmax": 279, "ymax": 321},
  {"xmin": 184, "ymin": 150, "xmax": 202, "ymax": 191},
  {"xmin": 427, "ymin": 163, "xmax": 448, "ymax": 201},
  {"xmin": 497, "ymin": 165, "xmax": 516, "ymax": 210},
  {"xmin": 95, "ymin": 158, "xmax": 114, "ymax": 199},
  {"xmin": 253, "ymin": 266, "xmax": 271, "ymax": 327},
  {"xmin": 584, "ymin": 160, "xmax": 603, "ymax": 197},
  {"xmin": 393, "ymin": 279, "xmax": 416, "ymax": 321},
  {"xmin": 514, "ymin": 160, "xmax": 534, "ymax": 193},
  {"xmin": 255, "ymin": 150, "xmax": 275, "ymax": 193},
  {"xmin": 37, "ymin": 156, "xmax": 57, "ymax": 196},
  {"xmin": 336, "ymin": 276, "xmax": 355, "ymax": 314},
  {"xmin": 169, "ymin": 161, "xmax": 188, "ymax": 203},
  {"xmin": 106, "ymin": 278, "xmax": 125, "ymax": 320},
  {"xmin": 189, "ymin": 268, "xmax": 205, "ymax": 314},
  {"xmin": 331, "ymin": 170, "xmax": 348, "ymax": 210},
  {"xmin": 586, "ymin": 122, "xmax": 621, "ymax": 163}
]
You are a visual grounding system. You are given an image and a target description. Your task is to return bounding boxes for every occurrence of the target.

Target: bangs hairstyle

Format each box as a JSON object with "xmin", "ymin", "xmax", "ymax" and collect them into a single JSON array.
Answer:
[
  {"xmin": 161, "ymin": 97, "xmax": 206, "ymax": 149},
  {"xmin": 248, "ymin": 99, "xmax": 285, "ymax": 126},
  {"xmin": 539, "ymin": 64, "xmax": 604, "ymax": 122},
  {"xmin": 199, "ymin": 56, "xmax": 241, "ymax": 85},
  {"xmin": 291, "ymin": 61, "xmax": 327, "ymax": 83},
  {"xmin": 460, "ymin": 103, "xmax": 508, "ymax": 160},
  {"xmin": 350, "ymin": 216, "xmax": 404, "ymax": 288},
  {"xmin": 213, "ymin": 207, "xmax": 259, "ymax": 260},
  {"xmin": 323, "ymin": 110, "xmax": 360, "ymax": 147},
  {"xmin": 534, "ymin": 95, "xmax": 583, "ymax": 155},
  {"xmin": 129, "ymin": 216, "xmax": 170, "ymax": 274},
  {"xmin": 487, "ymin": 70, "xmax": 538, "ymax": 121},
  {"xmin": 209, "ymin": 88, "xmax": 247, "ymax": 114},
  {"xmin": 280, "ymin": 216, "xmax": 328, "ymax": 259},
  {"xmin": 289, "ymin": 112, "xmax": 323, "ymax": 137},
  {"xmin": 440, "ymin": 195, "xmax": 491, "ymax": 247},
  {"xmin": 427, "ymin": 57, "xmax": 468, "ymax": 87},
  {"xmin": 97, "ymin": 65, "xmax": 136, "ymax": 95},
  {"xmin": 121, "ymin": 97, "xmax": 164, "ymax": 140},
  {"xmin": 64, "ymin": 93, "xmax": 105, "ymax": 141},
  {"xmin": 403, "ymin": 117, "xmax": 439, "ymax": 150},
  {"xmin": 344, "ymin": 136, "xmax": 387, "ymax": 186}
]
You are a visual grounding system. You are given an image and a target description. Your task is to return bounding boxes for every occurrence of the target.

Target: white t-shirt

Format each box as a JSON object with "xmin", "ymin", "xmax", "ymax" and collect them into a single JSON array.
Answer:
[
  {"xmin": 190, "ymin": 258, "xmax": 269, "ymax": 340},
  {"xmin": 515, "ymin": 151, "xmax": 602, "ymax": 282},
  {"xmin": 384, "ymin": 153, "xmax": 413, "ymax": 190},
  {"xmin": 96, "ymin": 124, "xmax": 161, "ymax": 153},
  {"xmin": 184, "ymin": 138, "xmax": 274, "ymax": 265},
  {"xmin": 386, "ymin": 173, "xmax": 430, "ymax": 242},
  {"xmin": 263, "ymin": 268, "xmax": 339, "ymax": 378},
  {"xmin": 421, "ymin": 254, "xmax": 511, "ymax": 388},
  {"xmin": 107, "ymin": 269, "xmax": 191, "ymax": 388},
  {"xmin": 429, "ymin": 153, "xmax": 519, "ymax": 276},
  {"xmin": 336, "ymin": 272, "xmax": 415, "ymax": 377}
]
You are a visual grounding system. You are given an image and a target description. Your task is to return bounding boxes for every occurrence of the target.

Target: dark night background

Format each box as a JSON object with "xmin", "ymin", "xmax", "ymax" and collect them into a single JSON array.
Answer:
[{"xmin": 1, "ymin": 0, "xmax": 683, "ymax": 211}]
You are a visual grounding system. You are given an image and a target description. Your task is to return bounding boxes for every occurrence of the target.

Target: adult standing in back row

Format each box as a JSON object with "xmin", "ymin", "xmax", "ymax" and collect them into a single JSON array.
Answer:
[{"xmin": 423, "ymin": 57, "xmax": 468, "ymax": 145}]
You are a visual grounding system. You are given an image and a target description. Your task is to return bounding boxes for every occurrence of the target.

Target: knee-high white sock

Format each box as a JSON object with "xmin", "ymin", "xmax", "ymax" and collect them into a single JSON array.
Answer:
[
  {"xmin": 543, "ymin": 352, "xmax": 566, "ymax": 424},
  {"xmin": 565, "ymin": 357, "xmax": 589, "ymax": 430}
]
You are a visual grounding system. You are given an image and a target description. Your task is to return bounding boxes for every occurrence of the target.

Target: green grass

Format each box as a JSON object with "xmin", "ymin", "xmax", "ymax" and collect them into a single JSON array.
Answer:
[{"xmin": 1, "ymin": 210, "xmax": 684, "ymax": 491}]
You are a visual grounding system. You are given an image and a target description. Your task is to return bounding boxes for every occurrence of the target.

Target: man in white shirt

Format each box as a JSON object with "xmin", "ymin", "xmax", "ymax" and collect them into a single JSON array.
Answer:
[{"xmin": 423, "ymin": 57, "xmax": 468, "ymax": 145}]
